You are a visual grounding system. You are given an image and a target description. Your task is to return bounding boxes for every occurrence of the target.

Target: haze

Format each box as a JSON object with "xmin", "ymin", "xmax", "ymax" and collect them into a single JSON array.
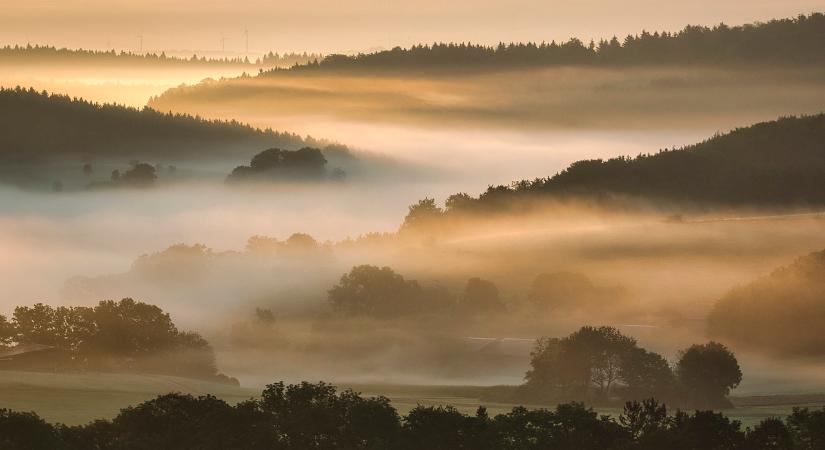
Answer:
[{"xmin": 1, "ymin": 1, "xmax": 820, "ymax": 54}]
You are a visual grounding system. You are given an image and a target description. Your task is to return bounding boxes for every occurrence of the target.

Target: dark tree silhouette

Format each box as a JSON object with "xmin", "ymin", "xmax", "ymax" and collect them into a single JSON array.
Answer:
[
  {"xmin": 459, "ymin": 277, "xmax": 505, "ymax": 313},
  {"xmin": 327, "ymin": 265, "xmax": 425, "ymax": 318},
  {"xmin": 676, "ymin": 342, "xmax": 742, "ymax": 409}
]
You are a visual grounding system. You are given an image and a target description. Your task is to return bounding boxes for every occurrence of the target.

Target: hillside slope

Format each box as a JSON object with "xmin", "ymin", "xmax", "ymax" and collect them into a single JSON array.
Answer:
[
  {"xmin": 440, "ymin": 114, "xmax": 825, "ymax": 211},
  {"xmin": 0, "ymin": 87, "xmax": 320, "ymax": 164}
]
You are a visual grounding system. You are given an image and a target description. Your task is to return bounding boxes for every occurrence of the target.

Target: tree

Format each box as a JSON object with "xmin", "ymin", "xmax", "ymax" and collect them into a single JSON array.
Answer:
[
  {"xmin": 746, "ymin": 417, "xmax": 794, "ymax": 450},
  {"xmin": 400, "ymin": 198, "xmax": 443, "ymax": 234},
  {"xmin": 676, "ymin": 342, "xmax": 742, "ymax": 409},
  {"xmin": 620, "ymin": 348, "xmax": 675, "ymax": 401},
  {"xmin": 460, "ymin": 277, "xmax": 505, "ymax": 313},
  {"xmin": 227, "ymin": 147, "xmax": 330, "ymax": 182},
  {"xmin": 0, "ymin": 409, "xmax": 64, "ymax": 450},
  {"xmin": 526, "ymin": 327, "xmax": 672, "ymax": 403},
  {"xmin": 0, "ymin": 315, "xmax": 13, "ymax": 348},
  {"xmin": 259, "ymin": 381, "xmax": 400, "ymax": 449},
  {"xmin": 119, "ymin": 163, "xmax": 157, "ymax": 186},
  {"xmin": 327, "ymin": 265, "xmax": 424, "ymax": 318},
  {"xmin": 786, "ymin": 407, "xmax": 825, "ymax": 450}
]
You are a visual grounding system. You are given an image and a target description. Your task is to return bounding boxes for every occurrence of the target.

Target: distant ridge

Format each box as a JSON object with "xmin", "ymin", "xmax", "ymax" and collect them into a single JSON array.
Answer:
[{"xmin": 270, "ymin": 13, "xmax": 825, "ymax": 73}]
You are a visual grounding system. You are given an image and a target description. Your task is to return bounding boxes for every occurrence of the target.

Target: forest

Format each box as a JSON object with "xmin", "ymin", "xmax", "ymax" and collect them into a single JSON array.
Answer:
[{"xmin": 275, "ymin": 13, "xmax": 825, "ymax": 74}]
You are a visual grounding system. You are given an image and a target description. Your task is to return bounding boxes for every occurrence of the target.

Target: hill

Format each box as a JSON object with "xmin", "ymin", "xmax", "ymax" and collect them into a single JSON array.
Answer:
[
  {"xmin": 275, "ymin": 13, "xmax": 825, "ymax": 74},
  {"xmin": 0, "ymin": 87, "xmax": 321, "ymax": 164},
  {"xmin": 412, "ymin": 114, "xmax": 825, "ymax": 218},
  {"xmin": 708, "ymin": 249, "xmax": 825, "ymax": 357}
]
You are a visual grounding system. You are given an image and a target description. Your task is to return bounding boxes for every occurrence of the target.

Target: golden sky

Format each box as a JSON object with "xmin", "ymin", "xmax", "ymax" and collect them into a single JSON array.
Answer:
[{"xmin": 2, "ymin": 0, "xmax": 822, "ymax": 55}]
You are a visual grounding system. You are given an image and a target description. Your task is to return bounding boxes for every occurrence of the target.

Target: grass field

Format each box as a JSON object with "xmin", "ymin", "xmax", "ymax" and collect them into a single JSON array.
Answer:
[{"xmin": 2, "ymin": 371, "xmax": 824, "ymax": 428}]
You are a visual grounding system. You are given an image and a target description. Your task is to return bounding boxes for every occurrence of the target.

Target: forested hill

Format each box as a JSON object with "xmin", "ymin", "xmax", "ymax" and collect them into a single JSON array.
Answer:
[
  {"xmin": 413, "ymin": 114, "xmax": 825, "ymax": 216},
  {"xmin": 275, "ymin": 13, "xmax": 825, "ymax": 73},
  {"xmin": 0, "ymin": 87, "xmax": 320, "ymax": 163}
]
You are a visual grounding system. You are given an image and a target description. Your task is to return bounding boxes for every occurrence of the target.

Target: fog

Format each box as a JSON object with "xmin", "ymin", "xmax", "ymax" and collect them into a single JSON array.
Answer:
[
  {"xmin": 4, "ymin": 174, "xmax": 825, "ymax": 388},
  {"xmin": 0, "ymin": 63, "xmax": 254, "ymax": 107},
  {"xmin": 3, "ymin": 36, "xmax": 825, "ymax": 398}
]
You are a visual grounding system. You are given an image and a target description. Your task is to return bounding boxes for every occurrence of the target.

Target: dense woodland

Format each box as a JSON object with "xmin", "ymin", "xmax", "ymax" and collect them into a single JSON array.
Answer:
[
  {"xmin": 0, "ymin": 45, "xmax": 321, "ymax": 68},
  {"xmin": 275, "ymin": 14, "xmax": 825, "ymax": 73},
  {"xmin": 3, "ymin": 381, "xmax": 825, "ymax": 450},
  {"xmin": 399, "ymin": 114, "xmax": 825, "ymax": 230},
  {"xmin": 0, "ymin": 299, "xmax": 235, "ymax": 384},
  {"xmin": 708, "ymin": 249, "xmax": 825, "ymax": 357},
  {"xmin": 0, "ymin": 87, "xmax": 320, "ymax": 164}
]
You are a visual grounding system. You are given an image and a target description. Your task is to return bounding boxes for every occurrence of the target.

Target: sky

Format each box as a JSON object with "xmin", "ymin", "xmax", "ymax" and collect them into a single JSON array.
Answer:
[{"xmin": 1, "ymin": 0, "xmax": 822, "ymax": 55}]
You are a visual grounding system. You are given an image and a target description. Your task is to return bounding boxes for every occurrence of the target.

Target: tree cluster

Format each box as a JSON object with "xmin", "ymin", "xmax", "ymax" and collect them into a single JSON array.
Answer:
[
  {"xmin": 274, "ymin": 13, "xmax": 825, "ymax": 74},
  {"xmin": 523, "ymin": 327, "xmax": 741, "ymax": 409},
  {"xmin": 2, "ymin": 381, "xmax": 824, "ymax": 450},
  {"xmin": 227, "ymin": 147, "xmax": 337, "ymax": 182},
  {"xmin": 0, "ymin": 298, "xmax": 234, "ymax": 384}
]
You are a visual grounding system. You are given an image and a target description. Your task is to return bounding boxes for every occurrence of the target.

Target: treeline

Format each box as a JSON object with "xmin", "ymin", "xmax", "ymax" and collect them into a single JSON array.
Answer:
[
  {"xmin": 0, "ymin": 45, "xmax": 321, "ymax": 68},
  {"xmin": 399, "ymin": 114, "xmax": 825, "ymax": 229},
  {"xmin": 0, "ymin": 298, "xmax": 235, "ymax": 384},
  {"xmin": 708, "ymin": 249, "xmax": 825, "ymax": 357},
  {"xmin": 259, "ymin": 51, "xmax": 324, "ymax": 68},
  {"xmin": 3, "ymin": 381, "xmax": 825, "ymax": 450},
  {"xmin": 274, "ymin": 13, "xmax": 825, "ymax": 73},
  {"xmin": 0, "ymin": 87, "xmax": 320, "ymax": 163}
]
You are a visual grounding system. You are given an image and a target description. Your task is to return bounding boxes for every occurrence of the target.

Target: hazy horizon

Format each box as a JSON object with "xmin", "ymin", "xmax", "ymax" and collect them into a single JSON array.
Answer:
[{"xmin": 2, "ymin": 1, "xmax": 821, "ymax": 55}]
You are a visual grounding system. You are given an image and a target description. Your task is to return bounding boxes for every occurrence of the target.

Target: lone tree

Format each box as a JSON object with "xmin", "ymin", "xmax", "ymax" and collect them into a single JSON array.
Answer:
[
  {"xmin": 120, "ymin": 163, "xmax": 157, "ymax": 186},
  {"xmin": 676, "ymin": 341, "xmax": 742, "ymax": 409}
]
